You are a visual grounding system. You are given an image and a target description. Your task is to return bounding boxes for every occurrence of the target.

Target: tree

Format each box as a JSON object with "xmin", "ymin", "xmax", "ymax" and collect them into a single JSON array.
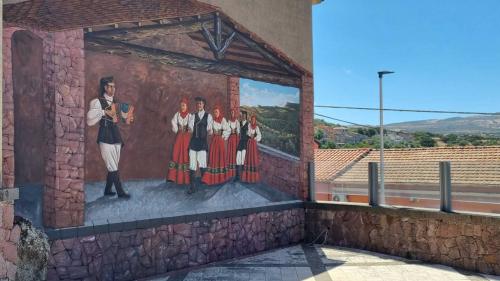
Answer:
[{"xmin": 314, "ymin": 129, "xmax": 325, "ymax": 140}]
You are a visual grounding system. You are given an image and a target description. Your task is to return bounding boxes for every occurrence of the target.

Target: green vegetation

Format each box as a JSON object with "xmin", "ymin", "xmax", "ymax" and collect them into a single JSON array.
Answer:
[
  {"xmin": 314, "ymin": 118, "xmax": 500, "ymax": 149},
  {"xmin": 241, "ymin": 103, "xmax": 300, "ymax": 156}
]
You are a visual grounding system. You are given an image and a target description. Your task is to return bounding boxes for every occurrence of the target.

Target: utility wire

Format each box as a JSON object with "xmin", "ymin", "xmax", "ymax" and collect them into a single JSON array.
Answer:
[
  {"xmin": 314, "ymin": 113, "xmax": 412, "ymax": 135},
  {"xmin": 315, "ymin": 113, "xmax": 375, "ymax": 129},
  {"xmin": 315, "ymin": 105, "xmax": 500, "ymax": 116}
]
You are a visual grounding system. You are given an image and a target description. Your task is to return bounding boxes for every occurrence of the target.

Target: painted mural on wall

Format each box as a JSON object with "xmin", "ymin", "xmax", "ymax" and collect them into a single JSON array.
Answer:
[{"xmin": 240, "ymin": 78, "xmax": 300, "ymax": 156}]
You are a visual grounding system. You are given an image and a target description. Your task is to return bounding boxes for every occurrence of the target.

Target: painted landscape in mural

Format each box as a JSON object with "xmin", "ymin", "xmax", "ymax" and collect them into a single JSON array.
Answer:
[{"xmin": 240, "ymin": 78, "xmax": 300, "ymax": 156}]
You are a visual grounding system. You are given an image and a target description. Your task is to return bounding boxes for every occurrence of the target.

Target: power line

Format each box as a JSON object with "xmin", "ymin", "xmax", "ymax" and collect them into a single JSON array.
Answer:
[
  {"xmin": 315, "ymin": 113, "xmax": 374, "ymax": 128},
  {"xmin": 314, "ymin": 113, "xmax": 411, "ymax": 135},
  {"xmin": 315, "ymin": 105, "xmax": 500, "ymax": 116}
]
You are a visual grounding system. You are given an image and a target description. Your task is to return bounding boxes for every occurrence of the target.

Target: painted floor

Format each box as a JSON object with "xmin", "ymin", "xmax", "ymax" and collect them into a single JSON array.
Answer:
[
  {"xmin": 143, "ymin": 244, "xmax": 500, "ymax": 281},
  {"xmin": 14, "ymin": 179, "xmax": 297, "ymax": 228},
  {"xmin": 84, "ymin": 179, "xmax": 297, "ymax": 226}
]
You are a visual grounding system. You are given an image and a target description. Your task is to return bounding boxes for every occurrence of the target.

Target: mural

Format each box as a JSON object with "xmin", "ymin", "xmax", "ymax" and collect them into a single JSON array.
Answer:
[
  {"xmin": 240, "ymin": 78, "xmax": 300, "ymax": 156},
  {"xmin": 3, "ymin": 0, "xmax": 311, "ymax": 237}
]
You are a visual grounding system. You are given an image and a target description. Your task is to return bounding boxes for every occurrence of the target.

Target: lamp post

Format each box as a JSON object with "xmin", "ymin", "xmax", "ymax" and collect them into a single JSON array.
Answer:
[{"xmin": 377, "ymin": 70, "xmax": 394, "ymax": 205}]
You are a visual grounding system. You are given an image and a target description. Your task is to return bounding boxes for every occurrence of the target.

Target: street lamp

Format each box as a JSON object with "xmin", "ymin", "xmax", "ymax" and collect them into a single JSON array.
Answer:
[{"xmin": 377, "ymin": 70, "xmax": 394, "ymax": 205}]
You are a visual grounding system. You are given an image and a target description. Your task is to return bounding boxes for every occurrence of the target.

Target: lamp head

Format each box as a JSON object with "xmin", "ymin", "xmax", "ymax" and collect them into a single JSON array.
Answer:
[{"xmin": 378, "ymin": 71, "xmax": 395, "ymax": 78}]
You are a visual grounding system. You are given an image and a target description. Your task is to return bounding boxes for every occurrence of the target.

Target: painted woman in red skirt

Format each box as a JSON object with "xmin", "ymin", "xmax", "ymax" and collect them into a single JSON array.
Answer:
[
  {"xmin": 201, "ymin": 106, "xmax": 230, "ymax": 185},
  {"xmin": 226, "ymin": 108, "xmax": 240, "ymax": 179},
  {"xmin": 167, "ymin": 98, "xmax": 192, "ymax": 184},
  {"xmin": 241, "ymin": 115, "xmax": 262, "ymax": 183}
]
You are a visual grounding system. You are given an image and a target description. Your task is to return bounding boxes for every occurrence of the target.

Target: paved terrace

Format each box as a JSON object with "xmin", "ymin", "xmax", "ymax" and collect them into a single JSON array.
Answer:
[{"xmin": 144, "ymin": 245, "xmax": 500, "ymax": 281}]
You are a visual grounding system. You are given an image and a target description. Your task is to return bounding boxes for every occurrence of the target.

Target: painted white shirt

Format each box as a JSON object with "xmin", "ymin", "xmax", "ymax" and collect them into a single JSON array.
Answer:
[
  {"xmin": 171, "ymin": 111, "xmax": 191, "ymax": 133},
  {"xmin": 210, "ymin": 117, "xmax": 230, "ymax": 140},
  {"xmin": 228, "ymin": 119, "xmax": 240, "ymax": 135},
  {"xmin": 87, "ymin": 94, "xmax": 113, "ymax": 126},
  {"xmin": 247, "ymin": 125, "xmax": 262, "ymax": 142},
  {"xmin": 188, "ymin": 110, "xmax": 213, "ymax": 134}
]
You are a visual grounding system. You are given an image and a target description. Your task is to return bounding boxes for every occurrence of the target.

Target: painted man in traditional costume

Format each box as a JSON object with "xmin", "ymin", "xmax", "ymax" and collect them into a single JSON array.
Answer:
[
  {"xmin": 201, "ymin": 105, "xmax": 230, "ymax": 185},
  {"xmin": 226, "ymin": 108, "xmax": 240, "ymax": 180},
  {"xmin": 241, "ymin": 115, "xmax": 262, "ymax": 183},
  {"xmin": 187, "ymin": 97, "xmax": 213, "ymax": 194},
  {"xmin": 234, "ymin": 110, "xmax": 249, "ymax": 181},
  {"xmin": 167, "ymin": 97, "xmax": 192, "ymax": 185},
  {"xmin": 86, "ymin": 76, "xmax": 131, "ymax": 198}
]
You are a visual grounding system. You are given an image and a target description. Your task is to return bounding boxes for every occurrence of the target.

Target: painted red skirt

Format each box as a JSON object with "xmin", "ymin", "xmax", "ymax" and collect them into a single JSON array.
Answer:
[
  {"xmin": 167, "ymin": 131, "xmax": 191, "ymax": 184},
  {"xmin": 241, "ymin": 138, "xmax": 260, "ymax": 183},
  {"xmin": 202, "ymin": 135, "xmax": 229, "ymax": 185},
  {"xmin": 226, "ymin": 133, "xmax": 240, "ymax": 178}
]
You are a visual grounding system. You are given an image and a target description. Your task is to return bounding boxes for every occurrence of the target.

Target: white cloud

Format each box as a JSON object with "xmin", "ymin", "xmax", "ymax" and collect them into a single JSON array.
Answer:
[{"xmin": 240, "ymin": 82, "xmax": 299, "ymax": 107}]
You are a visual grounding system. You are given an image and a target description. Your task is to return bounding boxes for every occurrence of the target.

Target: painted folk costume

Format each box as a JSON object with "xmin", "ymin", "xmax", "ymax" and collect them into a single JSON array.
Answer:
[
  {"xmin": 86, "ymin": 77, "xmax": 131, "ymax": 198},
  {"xmin": 226, "ymin": 110, "xmax": 240, "ymax": 179},
  {"xmin": 235, "ymin": 113, "xmax": 249, "ymax": 180},
  {"xmin": 167, "ymin": 99, "xmax": 192, "ymax": 184},
  {"xmin": 241, "ymin": 116, "xmax": 262, "ymax": 183},
  {"xmin": 202, "ymin": 107, "xmax": 230, "ymax": 185},
  {"xmin": 188, "ymin": 97, "xmax": 213, "ymax": 193}
]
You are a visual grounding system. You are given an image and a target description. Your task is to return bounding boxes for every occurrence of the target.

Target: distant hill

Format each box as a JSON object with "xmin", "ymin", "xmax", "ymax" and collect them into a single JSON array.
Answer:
[
  {"xmin": 386, "ymin": 114, "xmax": 500, "ymax": 136},
  {"xmin": 241, "ymin": 103, "xmax": 299, "ymax": 156}
]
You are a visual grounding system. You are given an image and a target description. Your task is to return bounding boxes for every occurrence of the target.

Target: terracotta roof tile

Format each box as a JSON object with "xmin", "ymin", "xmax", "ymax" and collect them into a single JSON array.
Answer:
[
  {"xmin": 314, "ymin": 148, "xmax": 370, "ymax": 182},
  {"xmin": 3, "ymin": 0, "xmax": 217, "ymax": 31},
  {"xmin": 333, "ymin": 146, "xmax": 500, "ymax": 185}
]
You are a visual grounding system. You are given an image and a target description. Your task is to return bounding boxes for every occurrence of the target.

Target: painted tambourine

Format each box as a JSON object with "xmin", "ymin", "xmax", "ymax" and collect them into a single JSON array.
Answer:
[{"xmin": 118, "ymin": 103, "xmax": 135, "ymax": 124}]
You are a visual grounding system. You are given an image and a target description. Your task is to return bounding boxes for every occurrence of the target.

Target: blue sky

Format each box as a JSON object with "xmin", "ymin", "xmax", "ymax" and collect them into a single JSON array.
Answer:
[
  {"xmin": 313, "ymin": 0, "xmax": 500, "ymax": 126},
  {"xmin": 240, "ymin": 78, "xmax": 299, "ymax": 107}
]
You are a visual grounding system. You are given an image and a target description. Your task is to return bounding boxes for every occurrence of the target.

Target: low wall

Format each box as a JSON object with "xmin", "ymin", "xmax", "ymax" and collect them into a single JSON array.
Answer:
[
  {"xmin": 259, "ymin": 145, "xmax": 302, "ymax": 199},
  {"xmin": 0, "ymin": 202, "xmax": 19, "ymax": 281},
  {"xmin": 305, "ymin": 202, "xmax": 500, "ymax": 275},
  {"xmin": 46, "ymin": 203, "xmax": 304, "ymax": 280}
]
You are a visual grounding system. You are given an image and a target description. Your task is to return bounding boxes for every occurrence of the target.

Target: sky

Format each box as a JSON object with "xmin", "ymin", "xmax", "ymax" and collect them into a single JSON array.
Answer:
[
  {"xmin": 312, "ymin": 0, "xmax": 500, "ymax": 126},
  {"xmin": 240, "ymin": 78, "xmax": 299, "ymax": 107}
]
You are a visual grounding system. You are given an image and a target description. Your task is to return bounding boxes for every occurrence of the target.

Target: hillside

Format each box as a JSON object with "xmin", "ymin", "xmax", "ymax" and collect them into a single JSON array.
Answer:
[
  {"xmin": 385, "ymin": 114, "xmax": 500, "ymax": 136},
  {"xmin": 241, "ymin": 103, "xmax": 299, "ymax": 156}
]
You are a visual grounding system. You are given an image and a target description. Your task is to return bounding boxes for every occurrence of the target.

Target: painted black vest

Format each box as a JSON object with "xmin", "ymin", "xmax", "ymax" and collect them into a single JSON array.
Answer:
[
  {"xmin": 97, "ymin": 97, "xmax": 123, "ymax": 145},
  {"xmin": 189, "ymin": 112, "xmax": 208, "ymax": 151},
  {"xmin": 237, "ymin": 121, "xmax": 249, "ymax": 151}
]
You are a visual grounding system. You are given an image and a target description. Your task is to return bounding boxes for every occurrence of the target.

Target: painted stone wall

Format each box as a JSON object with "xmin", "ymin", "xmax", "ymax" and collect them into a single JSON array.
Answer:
[
  {"xmin": 259, "ymin": 148, "xmax": 301, "ymax": 199},
  {"xmin": 305, "ymin": 203, "xmax": 500, "ymax": 275},
  {"xmin": 0, "ymin": 202, "xmax": 19, "ymax": 281},
  {"xmin": 84, "ymin": 51, "xmax": 229, "ymax": 181},
  {"xmin": 47, "ymin": 209, "xmax": 304, "ymax": 280},
  {"xmin": 3, "ymin": 26, "xmax": 86, "ymax": 228}
]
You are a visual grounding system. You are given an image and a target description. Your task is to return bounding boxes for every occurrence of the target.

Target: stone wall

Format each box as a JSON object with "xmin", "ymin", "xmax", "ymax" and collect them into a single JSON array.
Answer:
[
  {"xmin": 47, "ymin": 208, "xmax": 304, "ymax": 280},
  {"xmin": 0, "ymin": 202, "xmax": 19, "ymax": 281},
  {"xmin": 3, "ymin": 26, "xmax": 86, "ymax": 228},
  {"xmin": 305, "ymin": 202, "xmax": 500, "ymax": 275},
  {"xmin": 259, "ymin": 147, "xmax": 301, "ymax": 199},
  {"xmin": 299, "ymin": 75, "xmax": 314, "ymax": 200},
  {"xmin": 42, "ymin": 30, "xmax": 86, "ymax": 228}
]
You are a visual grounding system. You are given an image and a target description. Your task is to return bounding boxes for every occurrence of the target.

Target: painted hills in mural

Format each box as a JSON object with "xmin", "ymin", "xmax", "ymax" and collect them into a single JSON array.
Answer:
[{"xmin": 241, "ymin": 103, "xmax": 300, "ymax": 156}]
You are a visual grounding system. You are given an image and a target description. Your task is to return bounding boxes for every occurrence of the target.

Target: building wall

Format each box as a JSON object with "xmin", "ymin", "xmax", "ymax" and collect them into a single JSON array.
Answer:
[
  {"xmin": 84, "ymin": 51, "xmax": 229, "ymax": 181},
  {"xmin": 199, "ymin": 0, "xmax": 313, "ymax": 72},
  {"xmin": 305, "ymin": 203, "xmax": 500, "ymax": 275},
  {"xmin": 3, "ymin": 26, "xmax": 86, "ymax": 228},
  {"xmin": 0, "ymin": 202, "xmax": 19, "ymax": 281},
  {"xmin": 47, "ymin": 208, "xmax": 304, "ymax": 280}
]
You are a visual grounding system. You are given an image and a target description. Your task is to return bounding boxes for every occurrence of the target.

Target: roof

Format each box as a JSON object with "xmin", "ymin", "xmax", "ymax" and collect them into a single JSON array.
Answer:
[
  {"xmin": 3, "ymin": 0, "xmax": 311, "ymax": 82},
  {"xmin": 332, "ymin": 146, "xmax": 500, "ymax": 186},
  {"xmin": 314, "ymin": 149, "xmax": 371, "ymax": 182},
  {"xmin": 3, "ymin": 0, "xmax": 216, "ymax": 31}
]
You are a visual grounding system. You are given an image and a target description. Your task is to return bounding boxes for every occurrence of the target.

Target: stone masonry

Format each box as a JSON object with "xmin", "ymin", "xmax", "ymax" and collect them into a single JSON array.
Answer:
[
  {"xmin": 299, "ymin": 75, "xmax": 314, "ymax": 200},
  {"xmin": 3, "ymin": 27, "xmax": 86, "ymax": 228},
  {"xmin": 47, "ymin": 208, "xmax": 305, "ymax": 281},
  {"xmin": 0, "ymin": 202, "xmax": 19, "ymax": 281},
  {"xmin": 305, "ymin": 203, "xmax": 500, "ymax": 275}
]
